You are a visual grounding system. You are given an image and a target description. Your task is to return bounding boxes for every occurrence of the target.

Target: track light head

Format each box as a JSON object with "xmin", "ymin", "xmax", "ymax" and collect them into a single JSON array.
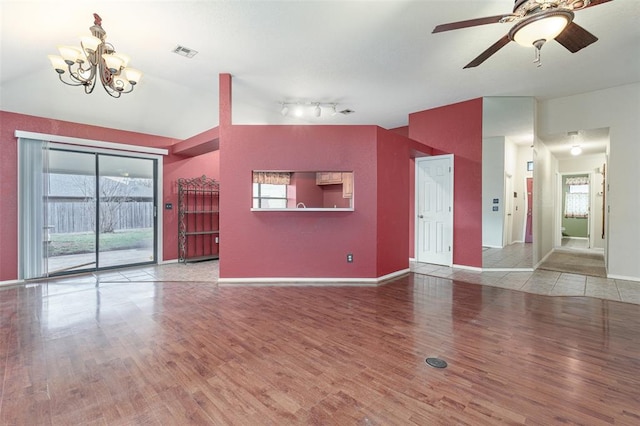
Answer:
[
  {"xmin": 314, "ymin": 103, "xmax": 321, "ymax": 117},
  {"xmin": 280, "ymin": 104, "xmax": 289, "ymax": 116}
]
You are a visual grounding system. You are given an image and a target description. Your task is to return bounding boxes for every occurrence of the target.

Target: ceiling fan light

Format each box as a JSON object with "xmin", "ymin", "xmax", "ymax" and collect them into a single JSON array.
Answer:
[{"xmin": 511, "ymin": 11, "xmax": 574, "ymax": 47}]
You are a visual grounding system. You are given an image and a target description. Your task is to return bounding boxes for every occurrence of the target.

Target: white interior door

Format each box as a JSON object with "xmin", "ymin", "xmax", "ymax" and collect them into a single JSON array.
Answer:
[{"xmin": 416, "ymin": 155, "xmax": 453, "ymax": 266}]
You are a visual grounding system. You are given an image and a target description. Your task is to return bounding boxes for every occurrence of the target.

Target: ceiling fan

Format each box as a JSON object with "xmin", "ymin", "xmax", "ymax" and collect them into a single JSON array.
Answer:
[{"xmin": 433, "ymin": 0, "xmax": 613, "ymax": 68}]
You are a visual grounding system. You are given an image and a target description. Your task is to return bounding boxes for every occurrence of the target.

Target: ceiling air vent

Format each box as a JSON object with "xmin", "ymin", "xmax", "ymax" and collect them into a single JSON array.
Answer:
[
  {"xmin": 172, "ymin": 45, "xmax": 198, "ymax": 58},
  {"xmin": 339, "ymin": 109, "xmax": 355, "ymax": 115}
]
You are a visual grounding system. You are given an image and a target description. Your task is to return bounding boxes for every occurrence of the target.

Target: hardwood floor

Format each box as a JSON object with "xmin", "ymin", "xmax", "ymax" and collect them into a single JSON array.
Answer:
[{"xmin": 1, "ymin": 274, "xmax": 639, "ymax": 425}]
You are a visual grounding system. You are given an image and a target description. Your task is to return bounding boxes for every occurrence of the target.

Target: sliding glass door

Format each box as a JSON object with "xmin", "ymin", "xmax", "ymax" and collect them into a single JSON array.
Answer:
[
  {"xmin": 19, "ymin": 140, "xmax": 158, "ymax": 279},
  {"xmin": 97, "ymin": 154, "xmax": 156, "ymax": 269},
  {"xmin": 46, "ymin": 150, "xmax": 98, "ymax": 275}
]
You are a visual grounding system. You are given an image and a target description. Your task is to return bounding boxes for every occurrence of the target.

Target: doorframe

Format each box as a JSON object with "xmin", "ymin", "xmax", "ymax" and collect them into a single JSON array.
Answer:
[
  {"xmin": 555, "ymin": 170, "xmax": 594, "ymax": 249},
  {"xmin": 414, "ymin": 154, "xmax": 454, "ymax": 266},
  {"xmin": 503, "ymin": 173, "xmax": 513, "ymax": 246},
  {"xmin": 16, "ymin": 131, "xmax": 168, "ymax": 278}
]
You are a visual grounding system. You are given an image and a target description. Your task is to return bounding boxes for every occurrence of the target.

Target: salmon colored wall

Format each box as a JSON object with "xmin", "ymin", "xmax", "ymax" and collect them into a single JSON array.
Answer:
[
  {"xmin": 376, "ymin": 127, "xmax": 410, "ymax": 276},
  {"xmin": 290, "ymin": 172, "xmax": 323, "ymax": 208},
  {"xmin": 0, "ymin": 111, "xmax": 218, "ymax": 281},
  {"xmin": 163, "ymin": 150, "xmax": 220, "ymax": 260},
  {"xmin": 408, "ymin": 98, "xmax": 483, "ymax": 268},
  {"xmin": 219, "ymin": 125, "xmax": 380, "ymax": 279}
]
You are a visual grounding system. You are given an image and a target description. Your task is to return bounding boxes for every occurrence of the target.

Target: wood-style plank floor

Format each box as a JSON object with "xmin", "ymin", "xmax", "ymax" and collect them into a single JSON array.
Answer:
[{"xmin": 1, "ymin": 273, "xmax": 639, "ymax": 425}]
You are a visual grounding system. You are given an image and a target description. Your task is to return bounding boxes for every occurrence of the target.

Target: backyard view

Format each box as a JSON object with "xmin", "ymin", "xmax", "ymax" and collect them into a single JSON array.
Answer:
[
  {"xmin": 48, "ymin": 229, "xmax": 154, "ymax": 256},
  {"xmin": 43, "ymin": 151, "xmax": 157, "ymax": 275}
]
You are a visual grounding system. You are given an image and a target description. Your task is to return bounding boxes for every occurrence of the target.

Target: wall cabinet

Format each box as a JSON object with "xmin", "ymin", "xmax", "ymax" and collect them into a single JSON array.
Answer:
[
  {"xmin": 316, "ymin": 171, "xmax": 353, "ymax": 199},
  {"xmin": 178, "ymin": 175, "xmax": 220, "ymax": 263},
  {"xmin": 341, "ymin": 172, "xmax": 353, "ymax": 198},
  {"xmin": 316, "ymin": 172, "xmax": 343, "ymax": 185}
]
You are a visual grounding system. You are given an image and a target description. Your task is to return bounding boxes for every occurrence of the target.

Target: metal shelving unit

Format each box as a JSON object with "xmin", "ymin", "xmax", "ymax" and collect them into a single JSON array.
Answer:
[{"xmin": 178, "ymin": 175, "xmax": 220, "ymax": 263}]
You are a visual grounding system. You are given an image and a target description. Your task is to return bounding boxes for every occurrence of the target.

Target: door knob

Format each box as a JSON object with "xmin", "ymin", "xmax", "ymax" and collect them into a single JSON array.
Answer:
[{"xmin": 418, "ymin": 215, "xmax": 424, "ymax": 218}]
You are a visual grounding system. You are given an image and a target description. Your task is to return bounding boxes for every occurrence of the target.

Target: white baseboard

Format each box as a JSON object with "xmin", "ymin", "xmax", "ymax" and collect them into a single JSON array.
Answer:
[
  {"xmin": 0, "ymin": 279, "xmax": 24, "ymax": 287},
  {"xmin": 218, "ymin": 268, "xmax": 410, "ymax": 287},
  {"xmin": 607, "ymin": 274, "xmax": 640, "ymax": 283},
  {"xmin": 453, "ymin": 264, "xmax": 483, "ymax": 272}
]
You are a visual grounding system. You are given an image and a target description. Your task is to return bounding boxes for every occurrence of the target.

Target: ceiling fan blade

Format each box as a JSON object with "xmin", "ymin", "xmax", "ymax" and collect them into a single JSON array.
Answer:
[
  {"xmin": 555, "ymin": 22, "xmax": 598, "ymax": 53},
  {"xmin": 463, "ymin": 35, "xmax": 511, "ymax": 69},
  {"xmin": 433, "ymin": 14, "xmax": 512, "ymax": 33},
  {"xmin": 583, "ymin": 0, "xmax": 613, "ymax": 9}
]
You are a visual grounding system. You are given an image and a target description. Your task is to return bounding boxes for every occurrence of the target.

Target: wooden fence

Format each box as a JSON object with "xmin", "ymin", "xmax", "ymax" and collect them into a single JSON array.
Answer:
[{"xmin": 47, "ymin": 201, "xmax": 154, "ymax": 234}]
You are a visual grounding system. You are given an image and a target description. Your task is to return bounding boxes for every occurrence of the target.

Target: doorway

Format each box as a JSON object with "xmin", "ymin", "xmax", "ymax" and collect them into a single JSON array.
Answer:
[
  {"xmin": 415, "ymin": 155, "xmax": 454, "ymax": 266},
  {"xmin": 19, "ymin": 139, "xmax": 159, "ymax": 279},
  {"xmin": 559, "ymin": 173, "xmax": 591, "ymax": 249}
]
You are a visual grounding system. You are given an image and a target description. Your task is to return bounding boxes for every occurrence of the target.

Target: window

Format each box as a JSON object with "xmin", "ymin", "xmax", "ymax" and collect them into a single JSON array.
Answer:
[
  {"xmin": 565, "ymin": 178, "xmax": 589, "ymax": 219},
  {"xmin": 252, "ymin": 183, "xmax": 287, "ymax": 208}
]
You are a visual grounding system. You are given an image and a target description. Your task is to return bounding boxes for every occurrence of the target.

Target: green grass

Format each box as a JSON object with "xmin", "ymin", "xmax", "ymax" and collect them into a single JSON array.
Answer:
[{"xmin": 49, "ymin": 229, "xmax": 153, "ymax": 256}]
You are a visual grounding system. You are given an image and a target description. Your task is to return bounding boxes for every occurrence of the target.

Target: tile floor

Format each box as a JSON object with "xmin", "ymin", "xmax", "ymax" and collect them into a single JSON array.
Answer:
[
  {"xmin": 11, "ymin": 258, "xmax": 639, "ymax": 306},
  {"xmin": 410, "ymin": 262, "xmax": 640, "ymax": 304}
]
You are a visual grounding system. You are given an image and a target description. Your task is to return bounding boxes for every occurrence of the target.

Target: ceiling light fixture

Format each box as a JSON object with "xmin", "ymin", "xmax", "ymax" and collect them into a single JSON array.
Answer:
[
  {"xmin": 570, "ymin": 145, "xmax": 582, "ymax": 156},
  {"xmin": 509, "ymin": 10, "xmax": 574, "ymax": 66},
  {"xmin": 279, "ymin": 102, "xmax": 350, "ymax": 118},
  {"xmin": 47, "ymin": 13, "xmax": 142, "ymax": 98}
]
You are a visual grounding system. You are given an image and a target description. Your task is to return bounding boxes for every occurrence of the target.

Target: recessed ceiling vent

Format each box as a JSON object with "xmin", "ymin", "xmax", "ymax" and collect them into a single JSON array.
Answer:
[
  {"xmin": 172, "ymin": 45, "xmax": 198, "ymax": 58},
  {"xmin": 339, "ymin": 109, "xmax": 355, "ymax": 115}
]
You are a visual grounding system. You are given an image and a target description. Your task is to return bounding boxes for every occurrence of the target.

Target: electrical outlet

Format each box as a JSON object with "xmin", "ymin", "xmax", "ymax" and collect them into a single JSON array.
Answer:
[{"xmin": 347, "ymin": 253, "xmax": 353, "ymax": 263}]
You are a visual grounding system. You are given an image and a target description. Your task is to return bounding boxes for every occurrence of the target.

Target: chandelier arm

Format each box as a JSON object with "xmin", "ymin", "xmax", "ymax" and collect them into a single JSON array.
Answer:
[
  {"xmin": 102, "ymin": 82, "xmax": 122, "ymax": 98},
  {"xmin": 57, "ymin": 73, "xmax": 85, "ymax": 87},
  {"xmin": 84, "ymin": 74, "xmax": 98, "ymax": 94}
]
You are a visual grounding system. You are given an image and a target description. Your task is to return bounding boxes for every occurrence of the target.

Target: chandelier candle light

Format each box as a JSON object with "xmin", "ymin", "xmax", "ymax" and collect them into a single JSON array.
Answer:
[{"xmin": 48, "ymin": 13, "xmax": 142, "ymax": 98}]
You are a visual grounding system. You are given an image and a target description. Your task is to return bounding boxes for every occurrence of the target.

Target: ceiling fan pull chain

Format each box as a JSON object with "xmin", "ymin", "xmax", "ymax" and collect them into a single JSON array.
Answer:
[{"xmin": 533, "ymin": 39, "xmax": 545, "ymax": 67}]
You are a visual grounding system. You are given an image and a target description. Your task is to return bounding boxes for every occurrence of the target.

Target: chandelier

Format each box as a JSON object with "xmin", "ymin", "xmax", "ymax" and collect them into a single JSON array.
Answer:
[{"xmin": 47, "ymin": 13, "xmax": 142, "ymax": 98}]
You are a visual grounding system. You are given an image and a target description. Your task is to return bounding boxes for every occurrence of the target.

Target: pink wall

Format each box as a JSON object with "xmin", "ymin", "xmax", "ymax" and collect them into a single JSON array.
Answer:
[
  {"xmin": 219, "ymin": 125, "xmax": 381, "ymax": 279},
  {"xmin": 0, "ymin": 111, "xmax": 217, "ymax": 281},
  {"xmin": 163, "ymin": 150, "xmax": 220, "ymax": 260},
  {"xmin": 290, "ymin": 172, "xmax": 323, "ymax": 208},
  {"xmin": 376, "ymin": 127, "xmax": 410, "ymax": 276},
  {"xmin": 408, "ymin": 98, "xmax": 483, "ymax": 268}
]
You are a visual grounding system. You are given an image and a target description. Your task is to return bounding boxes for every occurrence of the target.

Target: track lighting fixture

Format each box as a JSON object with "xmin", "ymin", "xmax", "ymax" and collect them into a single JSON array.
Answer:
[{"xmin": 277, "ymin": 101, "xmax": 351, "ymax": 119}]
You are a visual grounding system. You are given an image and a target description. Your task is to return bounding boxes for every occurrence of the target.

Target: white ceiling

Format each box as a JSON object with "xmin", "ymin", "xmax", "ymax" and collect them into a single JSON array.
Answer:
[{"xmin": 1, "ymin": 1, "xmax": 639, "ymax": 140}]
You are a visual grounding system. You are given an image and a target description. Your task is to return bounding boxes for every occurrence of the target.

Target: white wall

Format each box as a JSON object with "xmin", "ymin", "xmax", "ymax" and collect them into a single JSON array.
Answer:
[
  {"xmin": 538, "ymin": 83, "xmax": 640, "ymax": 281},
  {"xmin": 482, "ymin": 136, "xmax": 505, "ymax": 247},
  {"xmin": 533, "ymin": 136, "xmax": 558, "ymax": 267},
  {"xmin": 511, "ymin": 144, "xmax": 532, "ymax": 242}
]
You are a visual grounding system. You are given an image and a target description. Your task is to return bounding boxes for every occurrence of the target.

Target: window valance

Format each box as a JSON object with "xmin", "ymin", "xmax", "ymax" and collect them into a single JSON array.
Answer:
[
  {"xmin": 565, "ymin": 176, "xmax": 589, "ymax": 185},
  {"xmin": 252, "ymin": 171, "xmax": 291, "ymax": 185}
]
